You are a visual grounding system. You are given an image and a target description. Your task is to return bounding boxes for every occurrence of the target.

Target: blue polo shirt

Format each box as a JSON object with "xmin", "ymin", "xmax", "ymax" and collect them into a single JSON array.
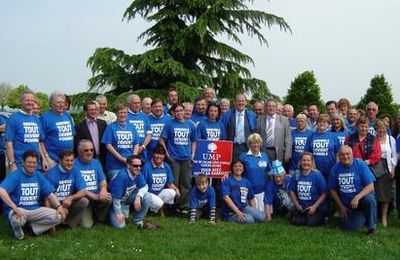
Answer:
[{"xmin": 239, "ymin": 150, "xmax": 271, "ymax": 194}]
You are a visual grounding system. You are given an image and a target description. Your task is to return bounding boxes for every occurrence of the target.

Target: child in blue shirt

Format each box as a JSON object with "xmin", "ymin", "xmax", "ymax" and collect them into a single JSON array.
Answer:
[{"xmin": 189, "ymin": 174, "xmax": 216, "ymax": 224}]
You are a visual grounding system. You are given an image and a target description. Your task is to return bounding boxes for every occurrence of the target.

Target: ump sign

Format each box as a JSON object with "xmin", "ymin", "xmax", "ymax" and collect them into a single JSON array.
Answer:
[{"xmin": 192, "ymin": 140, "xmax": 233, "ymax": 178}]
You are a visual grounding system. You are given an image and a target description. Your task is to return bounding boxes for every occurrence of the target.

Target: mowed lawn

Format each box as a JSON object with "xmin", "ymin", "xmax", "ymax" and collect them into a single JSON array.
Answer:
[{"xmin": 0, "ymin": 214, "xmax": 399, "ymax": 259}]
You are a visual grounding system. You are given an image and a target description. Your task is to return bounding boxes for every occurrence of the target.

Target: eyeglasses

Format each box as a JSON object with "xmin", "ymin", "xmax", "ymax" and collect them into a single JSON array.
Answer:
[
  {"xmin": 130, "ymin": 164, "xmax": 141, "ymax": 168},
  {"xmin": 83, "ymin": 149, "xmax": 94, "ymax": 153},
  {"xmin": 367, "ymin": 108, "xmax": 376, "ymax": 111}
]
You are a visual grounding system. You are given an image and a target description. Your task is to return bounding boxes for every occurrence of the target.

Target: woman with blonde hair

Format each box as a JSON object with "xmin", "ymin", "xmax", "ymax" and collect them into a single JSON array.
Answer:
[{"xmin": 239, "ymin": 133, "xmax": 271, "ymax": 211}]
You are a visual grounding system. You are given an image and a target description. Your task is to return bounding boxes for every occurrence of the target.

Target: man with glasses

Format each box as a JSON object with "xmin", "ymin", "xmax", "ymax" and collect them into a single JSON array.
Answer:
[
  {"xmin": 366, "ymin": 102, "xmax": 379, "ymax": 136},
  {"xmin": 329, "ymin": 145, "xmax": 377, "ymax": 235},
  {"xmin": 75, "ymin": 139, "xmax": 111, "ymax": 228},
  {"xmin": 109, "ymin": 155, "xmax": 155, "ymax": 229}
]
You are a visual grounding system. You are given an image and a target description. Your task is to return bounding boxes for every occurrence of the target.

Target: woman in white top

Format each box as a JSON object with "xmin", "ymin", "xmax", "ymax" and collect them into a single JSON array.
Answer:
[{"xmin": 375, "ymin": 120, "xmax": 397, "ymax": 227}]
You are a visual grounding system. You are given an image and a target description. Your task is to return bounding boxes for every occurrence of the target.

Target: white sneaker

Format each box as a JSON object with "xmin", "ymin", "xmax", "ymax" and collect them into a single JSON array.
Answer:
[{"xmin": 10, "ymin": 217, "xmax": 24, "ymax": 240}]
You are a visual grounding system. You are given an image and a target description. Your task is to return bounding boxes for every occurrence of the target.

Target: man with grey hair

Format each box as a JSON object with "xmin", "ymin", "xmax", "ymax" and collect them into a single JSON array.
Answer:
[
  {"xmin": 256, "ymin": 98, "xmax": 292, "ymax": 163},
  {"xmin": 282, "ymin": 104, "xmax": 296, "ymax": 130},
  {"xmin": 366, "ymin": 101, "xmax": 379, "ymax": 136},
  {"xmin": 127, "ymin": 94, "xmax": 152, "ymax": 161},
  {"xmin": 219, "ymin": 98, "xmax": 230, "ymax": 115},
  {"xmin": 40, "ymin": 91, "xmax": 75, "ymax": 169},
  {"xmin": 252, "ymin": 101, "xmax": 264, "ymax": 117},
  {"xmin": 74, "ymin": 139, "xmax": 111, "ymax": 228},
  {"xmin": 142, "ymin": 97, "xmax": 153, "ymax": 115},
  {"xmin": 5, "ymin": 89, "xmax": 47, "ymax": 171},
  {"xmin": 96, "ymin": 94, "xmax": 117, "ymax": 124}
]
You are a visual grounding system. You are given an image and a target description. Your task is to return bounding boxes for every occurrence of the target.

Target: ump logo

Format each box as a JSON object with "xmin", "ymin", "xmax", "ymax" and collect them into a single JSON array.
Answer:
[{"xmin": 207, "ymin": 143, "xmax": 217, "ymax": 153}]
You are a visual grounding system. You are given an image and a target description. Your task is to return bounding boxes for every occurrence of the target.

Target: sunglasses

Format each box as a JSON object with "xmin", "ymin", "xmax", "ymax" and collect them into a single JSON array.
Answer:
[
  {"xmin": 130, "ymin": 164, "xmax": 141, "ymax": 168},
  {"xmin": 83, "ymin": 149, "xmax": 94, "ymax": 153}
]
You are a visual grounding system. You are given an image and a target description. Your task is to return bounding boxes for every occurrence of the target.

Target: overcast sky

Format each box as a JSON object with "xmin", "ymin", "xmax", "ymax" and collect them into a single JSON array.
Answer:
[{"xmin": 1, "ymin": 0, "xmax": 399, "ymax": 104}]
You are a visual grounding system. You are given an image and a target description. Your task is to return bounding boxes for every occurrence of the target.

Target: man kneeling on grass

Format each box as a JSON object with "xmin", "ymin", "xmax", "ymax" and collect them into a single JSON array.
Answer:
[
  {"xmin": 109, "ymin": 155, "xmax": 158, "ymax": 229},
  {"xmin": 189, "ymin": 174, "xmax": 216, "ymax": 224},
  {"xmin": 0, "ymin": 150, "xmax": 67, "ymax": 240},
  {"xmin": 329, "ymin": 145, "xmax": 377, "ymax": 235},
  {"xmin": 46, "ymin": 150, "xmax": 89, "ymax": 229}
]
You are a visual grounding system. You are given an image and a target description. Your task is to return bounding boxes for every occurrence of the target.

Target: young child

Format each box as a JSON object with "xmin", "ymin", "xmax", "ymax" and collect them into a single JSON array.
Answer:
[{"xmin": 189, "ymin": 174, "xmax": 216, "ymax": 224}]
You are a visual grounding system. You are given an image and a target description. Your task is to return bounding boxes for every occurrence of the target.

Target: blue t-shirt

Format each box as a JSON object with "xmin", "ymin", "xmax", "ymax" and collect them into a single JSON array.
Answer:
[
  {"xmin": 239, "ymin": 151, "xmax": 271, "ymax": 194},
  {"xmin": 189, "ymin": 185, "xmax": 216, "ymax": 209},
  {"xmin": 368, "ymin": 119, "xmax": 377, "ymax": 136},
  {"xmin": 74, "ymin": 158, "xmax": 106, "ymax": 194},
  {"xmin": 221, "ymin": 176, "xmax": 255, "ymax": 219},
  {"xmin": 46, "ymin": 165, "xmax": 86, "ymax": 201},
  {"xmin": 160, "ymin": 119, "xmax": 197, "ymax": 160},
  {"xmin": 0, "ymin": 168, "xmax": 53, "ymax": 215},
  {"xmin": 109, "ymin": 168, "xmax": 147, "ymax": 203},
  {"xmin": 289, "ymin": 118, "xmax": 297, "ymax": 131},
  {"xmin": 102, "ymin": 121, "xmax": 139, "ymax": 170},
  {"xmin": 0, "ymin": 116, "xmax": 5, "ymax": 155},
  {"xmin": 396, "ymin": 134, "xmax": 400, "ymax": 153},
  {"xmin": 40, "ymin": 110, "xmax": 75, "ymax": 161},
  {"xmin": 197, "ymin": 119, "xmax": 227, "ymax": 141},
  {"xmin": 305, "ymin": 131, "xmax": 340, "ymax": 178},
  {"xmin": 345, "ymin": 119, "xmax": 357, "ymax": 134},
  {"xmin": 263, "ymin": 176, "xmax": 291, "ymax": 206},
  {"xmin": 288, "ymin": 170, "xmax": 328, "ymax": 211},
  {"xmin": 191, "ymin": 112, "xmax": 207, "ymax": 127},
  {"xmin": 290, "ymin": 129, "xmax": 314, "ymax": 171},
  {"xmin": 142, "ymin": 160, "xmax": 174, "ymax": 195},
  {"xmin": 331, "ymin": 128, "xmax": 351, "ymax": 146},
  {"xmin": 127, "ymin": 111, "xmax": 152, "ymax": 145},
  {"xmin": 147, "ymin": 113, "xmax": 172, "ymax": 158},
  {"xmin": 329, "ymin": 158, "xmax": 375, "ymax": 209},
  {"xmin": 5, "ymin": 111, "xmax": 43, "ymax": 166}
]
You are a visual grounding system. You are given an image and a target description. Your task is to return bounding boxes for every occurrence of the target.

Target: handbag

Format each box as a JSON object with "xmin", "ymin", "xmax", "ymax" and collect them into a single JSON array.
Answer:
[{"xmin": 369, "ymin": 159, "xmax": 389, "ymax": 178}]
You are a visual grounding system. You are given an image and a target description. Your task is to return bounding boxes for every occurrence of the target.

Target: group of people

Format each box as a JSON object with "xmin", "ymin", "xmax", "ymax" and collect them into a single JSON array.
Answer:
[{"xmin": 0, "ymin": 86, "xmax": 398, "ymax": 240}]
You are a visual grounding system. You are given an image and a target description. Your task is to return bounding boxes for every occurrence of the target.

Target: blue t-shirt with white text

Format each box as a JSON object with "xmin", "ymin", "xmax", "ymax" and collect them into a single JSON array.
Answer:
[
  {"xmin": 142, "ymin": 161, "xmax": 174, "ymax": 195},
  {"xmin": 46, "ymin": 165, "xmax": 86, "ymax": 201},
  {"xmin": 74, "ymin": 158, "xmax": 106, "ymax": 194}
]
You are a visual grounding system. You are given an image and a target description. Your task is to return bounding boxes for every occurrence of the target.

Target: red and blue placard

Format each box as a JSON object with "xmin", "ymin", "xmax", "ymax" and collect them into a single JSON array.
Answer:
[{"xmin": 192, "ymin": 140, "xmax": 233, "ymax": 178}]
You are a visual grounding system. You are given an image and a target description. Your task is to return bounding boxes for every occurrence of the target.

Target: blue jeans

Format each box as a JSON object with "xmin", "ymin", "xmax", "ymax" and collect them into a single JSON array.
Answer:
[
  {"xmin": 227, "ymin": 206, "xmax": 266, "ymax": 224},
  {"xmin": 342, "ymin": 192, "xmax": 377, "ymax": 231},
  {"xmin": 109, "ymin": 192, "xmax": 151, "ymax": 228}
]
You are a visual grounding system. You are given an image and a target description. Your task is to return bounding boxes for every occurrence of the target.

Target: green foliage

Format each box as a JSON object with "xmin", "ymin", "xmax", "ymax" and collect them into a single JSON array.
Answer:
[
  {"xmin": 0, "ymin": 216, "xmax": 399, "ymax": 258},
  {"xmin": 285, "ymin": 71, "xmax": 324, "ymax": 114},
  {"xmin": 0, "ymin": 82, "xmax": 13, "ymax": 111},
  {"xmin": 357, "ymin": 74, "xmax": 398, "ymax": 117},
  {"xmin": 7, "ymin": 85, "xmax": 28, "ymax": 109},
  {"xmin": 34, "ymin": 92, "xmax": 50, "ymax": 112},
  {"xmin": 87, "ymin": 0, "xmax": 290, "ymax": 98}
]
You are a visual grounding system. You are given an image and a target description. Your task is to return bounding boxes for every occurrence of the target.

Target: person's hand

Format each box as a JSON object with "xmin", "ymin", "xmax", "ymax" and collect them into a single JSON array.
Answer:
[
  {"xmin": 116, "ymin": 213, "xmax": 125, "ymax": 224},
  {"xmin": 62, "ymin": 197, "xmax": 73, "ymax": 209},
  {"xmin": 350, "ymin": 196, "xmax": 360, "ymax": 209},
  {"xmin": 389, "ymin": 170, "xmax": 395, "ymax": 179},
  {"xmin": 99, "ymin": 189, "xmax": 110, "ymax": 202},
  {"xmin": 236, "ymin": 211, "xmax": 246, "ymax": 222},
  {"xmin": 365, "ymin": 159, "xmax": 370, "ymax": 165},
  {"xmin": 306, "ymin": 205, "xmax": 317, "ymax": 215},
  {"xmin": 174, "ymin": 188, "xmax": 181, "ymax": 198},
  {"xmin": 42, "ymin": 159, "xmax": 50, "ymax": 172},
  {"xmin": 134, "ymin": 197, "xmax": 142, "ymax": 212},
  {"xmin": 9, "ymin": 163, "xmax": 17, "ymax": 172},
  {"xmin": 295, "ymin": 203, "xmax": 303, "ymax": 212},
  {"xmin": 57, "ymin": 206, "xmax": 68, "ymax": 221},
  {"xmin": 13, "ymin": 207, "xmax": 26, "ymax": 219}
]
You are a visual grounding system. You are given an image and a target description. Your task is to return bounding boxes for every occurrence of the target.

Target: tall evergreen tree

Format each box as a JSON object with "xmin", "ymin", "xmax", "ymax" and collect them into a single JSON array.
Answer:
[
  {"xmin": 285, "ymin": 71, "xmax": 324, "ymax": 114},
  {"xmin": 357, "ymin": 74, "xmax": 398, "ymax": 116},
  {"xmin": 87, "ymin": 0, "xmax": 290, "ymax": 100}
]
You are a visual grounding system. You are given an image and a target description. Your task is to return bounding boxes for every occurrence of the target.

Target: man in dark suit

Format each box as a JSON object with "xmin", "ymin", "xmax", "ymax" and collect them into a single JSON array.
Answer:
[
  {"xmin": 74, "ymin": 101, "xmax": 107, "ymax": 169},
  {"xmin": 221, "ymin": 93, "xmax": 257, "ymax": 160},
  {"xmin": 256, "ymin": 98, "xmax": 292, "ymax": 163}
]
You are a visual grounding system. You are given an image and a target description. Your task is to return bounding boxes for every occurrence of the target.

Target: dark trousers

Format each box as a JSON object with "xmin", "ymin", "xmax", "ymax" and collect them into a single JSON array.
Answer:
[{"xmin": 293, "ymin": 209, "xmax": 326, "ymax": 227}]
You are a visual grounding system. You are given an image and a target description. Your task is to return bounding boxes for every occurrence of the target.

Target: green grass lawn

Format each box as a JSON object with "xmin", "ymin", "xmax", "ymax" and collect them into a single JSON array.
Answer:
[{"xmin": 0, "ymin": 214, "xmax": 399, "ymax": 259}]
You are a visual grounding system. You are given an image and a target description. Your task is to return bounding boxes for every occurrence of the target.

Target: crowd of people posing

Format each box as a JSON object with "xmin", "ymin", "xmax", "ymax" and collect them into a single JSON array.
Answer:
[{"xmin": 0, "ymin": 86, "xmax": 398, "ymax": 239}]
